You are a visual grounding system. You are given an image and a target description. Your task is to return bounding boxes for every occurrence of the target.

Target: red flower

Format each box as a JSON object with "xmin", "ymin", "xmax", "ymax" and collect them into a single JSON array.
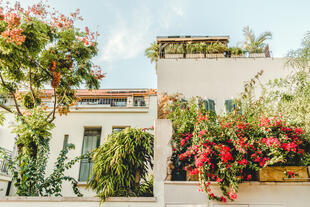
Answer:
[
  {"xmin": 180, "ymin": 139, "xmax": 186, "ymax": 147},
  {"xmin": 238, "ymin": 159, "xmax": 248, "ymax": 166},
  {"xmin": 229, "ymin": 191, "xmax": 237, "ymax": 200}
]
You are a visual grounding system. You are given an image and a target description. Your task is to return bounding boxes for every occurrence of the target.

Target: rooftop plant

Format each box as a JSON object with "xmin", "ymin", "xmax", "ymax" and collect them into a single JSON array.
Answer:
[
  {"xmin": 164, "ymin": 43, "xmax": 185, "ymax": 54},
  {"xmin": 145, "ymin": 41, "xmax": 160, "ymax": 64},
  {"xmin": 242, "ymin": 26, "xmax": 272, "ymax": 53}
]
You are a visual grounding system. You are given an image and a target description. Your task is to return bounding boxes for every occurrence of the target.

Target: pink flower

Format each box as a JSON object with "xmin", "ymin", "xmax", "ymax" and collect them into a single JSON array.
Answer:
[
  {"xmin": 238, "ymin": 159, "xmax": 248, "ymax": 166},
  {"xmin": 180, "ymin": 139, "xmax": 186, "ymax": 146},
  {"xmin": 216, "ymin": 177, "xmax": 223, "ymax": 183},
  {"xmin": 229, "ymin": 192, "xmax": 237, "ymax": 200}
]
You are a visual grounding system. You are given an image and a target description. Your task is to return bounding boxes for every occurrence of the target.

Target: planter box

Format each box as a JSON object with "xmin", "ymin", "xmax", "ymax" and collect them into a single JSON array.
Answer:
[
  {"xmin": 185, "ymin": 54, "xmax": 205, "ymax": 59},
  {"xmin": 186, "ymin": 171, "xmax": 199, "ymax": 181},
  {"xmin": 259, "ymin": 166, "xmax": 309, "ymax": 182},
  {"xmin": 249, "ymin": 53, "xmax": 266, "ymax": 58},
  {"xmin": 205, "ymin": 54, "xmax": 225, "ymax": 58},
  {"xmin": 164, "ymin": 54, "xmax": 184, "ymax": 59}
]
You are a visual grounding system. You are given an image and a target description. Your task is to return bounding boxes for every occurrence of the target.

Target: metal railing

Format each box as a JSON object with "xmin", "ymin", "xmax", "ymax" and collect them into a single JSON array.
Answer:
[
  {"xmin": 0, "ymin": 147, "xmax": 12, "ymax": 175},
  {"xmin": 79, "ymin": 98, "xmax": 128, "ymax": 107}
]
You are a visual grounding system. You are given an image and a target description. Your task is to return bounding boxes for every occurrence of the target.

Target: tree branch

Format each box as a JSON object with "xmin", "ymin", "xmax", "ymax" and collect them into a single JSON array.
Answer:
[
  {"xmin": 29, "ymin": 67, "xmax": 37, "ymax": 103},
  {"xmin": 0, "ymin": 73, "xmax": 23, "ymax": 116},
  {"xmin": 0, "ymin": 104, "xmax": 12, "ymax": 113},
  {"xmin": 47, "ymin": 88, "xmax": 57, "ymax": 123}
]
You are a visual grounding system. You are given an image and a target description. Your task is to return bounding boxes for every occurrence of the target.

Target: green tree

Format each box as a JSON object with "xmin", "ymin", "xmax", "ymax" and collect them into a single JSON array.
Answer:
[
  {"xmin": 0, "ymin": 2, "xmax": 103, "ymax": 196},
  {"xmin": 242, "ymin": 26, "xmax": 272, "ymax": 53},
  {"xmin": 145, "ymin": 41, "xmax": 160, "ymax": 69},
  {"xmin": 88, "ymin": 128, "xmax": 153, "ymax": 201}
]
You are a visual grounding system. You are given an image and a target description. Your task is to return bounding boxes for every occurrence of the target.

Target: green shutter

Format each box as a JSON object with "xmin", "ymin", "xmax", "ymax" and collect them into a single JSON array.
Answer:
[
  {"xmin": 225, "ymin": 99, "xmax": 239, "ymax": 113},
  {"xmin": 79, "ymin": 128, "xmax": 101, "ymax": 181},
  {"xmin": 62, "ymin": 135, "xmax": 69, "ymax": 150},
  {"xmin": 208, "ymin": 99, "xmax": 216, "ymax": 112},
  {"xmin": 203, "ymin": 99, "xmax": 209, "ymax": 111},
  {"xmin": 225, "ymin": 99, "xmax": 232, "ymax": 113}
]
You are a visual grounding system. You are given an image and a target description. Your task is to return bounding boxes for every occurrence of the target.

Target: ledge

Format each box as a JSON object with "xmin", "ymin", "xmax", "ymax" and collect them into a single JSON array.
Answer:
[
  {"xmin": 0, "ymin": 173, "xmax": 12, "ymax": 181},
  {"xmin": 164, "ymin": 181, "xmax": 310, "ymax": 186},
  {"xmin": 0, "ymin": 196, "xmax": 157, "ymax": 203},
  {"xmin": 77, "ymin": 182, "xmax": 87, "ymax": 186}
]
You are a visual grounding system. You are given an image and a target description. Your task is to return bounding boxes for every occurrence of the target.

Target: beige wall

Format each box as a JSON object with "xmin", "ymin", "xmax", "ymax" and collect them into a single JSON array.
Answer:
[{"xmin": 157, "ymin": 58, "xmax": 291, "ymax": 113}]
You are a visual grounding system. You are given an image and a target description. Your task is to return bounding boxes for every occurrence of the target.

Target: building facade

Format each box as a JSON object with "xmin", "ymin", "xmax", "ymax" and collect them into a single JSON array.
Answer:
[
  {"xmin": 156, "ymin": 36, "xmax": 290, "ymax": 113},
  {"xmin": 0, "ymin": 88, "xmax": 157, "ymax": 196}
]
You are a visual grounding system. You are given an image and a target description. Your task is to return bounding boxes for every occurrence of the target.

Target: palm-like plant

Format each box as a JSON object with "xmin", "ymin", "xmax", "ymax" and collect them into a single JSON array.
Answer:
[
  {"xmin": 145, "ymin": 42, "xmax": 160, "ymax": 64},
  {"xmin": 242, "ymin": 26, "xmax": 272, "ymax": 53}
]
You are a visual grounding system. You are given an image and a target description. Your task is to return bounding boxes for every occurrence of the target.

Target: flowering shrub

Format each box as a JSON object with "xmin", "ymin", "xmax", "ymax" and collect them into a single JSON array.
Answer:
[{"xmin": 179, "ymin": 112, "xmax": 310, "ymax": 202}]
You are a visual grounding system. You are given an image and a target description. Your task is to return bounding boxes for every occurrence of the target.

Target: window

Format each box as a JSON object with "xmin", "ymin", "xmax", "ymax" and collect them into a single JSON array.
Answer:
[
  {"xmin": 79, "ymin": 128, "xmax": 101, "ymax": 181},
  {"xmin": 112, "ymin": 126, "xmax": 128, "ymax": 132},
  {"xmin": 225, "ymin": 99, "xmax": 241, "ymax": 114},
  {"xmin": 203, "ymin": 99, "xmax": 216, "ymax": 112},
  {"xmin": 62, "ymin": 134, "xmax": 69, "ymax": 150},
  {"xmin": 133, "ymin": 96, "xmax": 146, "ymax": 107}
]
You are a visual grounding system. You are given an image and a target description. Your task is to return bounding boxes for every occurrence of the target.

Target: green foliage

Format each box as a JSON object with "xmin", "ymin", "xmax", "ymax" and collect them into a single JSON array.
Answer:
[
  {"xmin": 164, "ymin": 43, "xmax": 184, "ymax": 54},
  {"xmin": 229, "ymin": 47, "xmax": 244, "ymax": 56},
  {"xmin": 0, "ymin": 137, "xmax": 87, "ymax": 196},
  {"xmin": 186, "ymin": 43, "xmax": 206, "ymax": 54},
  {"xmin": 88, "ymin": 128, "xmax": 154, "ymax": 201},
  {"xmin": 206, "ymin": 42, "xmax": 228, "ymax": 54},
  {"xmin": 0, "ymin": 2, "xmax": 103, "ymax": 196},
  {"xmin": 242, "ymin": 26, "xmax": 272, "ymax": 53},
  {"xmin": 145, "ymin": 42, "xmax": 160, "ymax": 64}
]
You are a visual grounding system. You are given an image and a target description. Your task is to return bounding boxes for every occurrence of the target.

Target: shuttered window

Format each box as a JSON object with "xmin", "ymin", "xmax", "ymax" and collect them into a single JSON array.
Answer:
[
  {"xmin": 225, "ymin": 99, "xmax": 242, "ymax": 114},
  {"xmin": 203, "ymin": 99, "xmax": 216, "ymax": 112},
  {"xmin": 62, "ymin": 134, "xmax": 69, "ymax": 150},
  {"xmin": 79, "ymin": 128, "xmax": 101, "ymax": 181}
]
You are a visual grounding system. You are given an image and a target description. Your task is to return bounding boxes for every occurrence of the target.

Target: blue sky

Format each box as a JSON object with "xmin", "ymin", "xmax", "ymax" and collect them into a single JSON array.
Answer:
[{"xmin": 20, "ymin": 0, "xmax": 310, "ymax": 89}]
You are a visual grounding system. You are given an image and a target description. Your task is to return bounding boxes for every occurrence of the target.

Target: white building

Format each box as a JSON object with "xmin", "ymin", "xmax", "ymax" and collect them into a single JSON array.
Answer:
[
  {"xmin": 154, "ymin": 36, "xmax": 310, "ymax": 207},
  {"xmin": 156, "ymin": 36, "xmax": 290, "ymax": 113},
  {"xmin": 0, "ymin": 88, "xmax": 157, "ymax": 196}
]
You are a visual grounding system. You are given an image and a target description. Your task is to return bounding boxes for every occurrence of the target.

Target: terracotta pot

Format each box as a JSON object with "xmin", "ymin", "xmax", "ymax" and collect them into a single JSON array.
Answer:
[{"xmin": 259, "ymin": 166, "xmax": 309, "ymax": 182}]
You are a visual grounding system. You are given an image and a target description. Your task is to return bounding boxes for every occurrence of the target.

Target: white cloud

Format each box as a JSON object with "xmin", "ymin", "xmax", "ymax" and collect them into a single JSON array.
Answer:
[{"xmin": 100, "ymin": 0, "xmax": 188, "ymax": 62}]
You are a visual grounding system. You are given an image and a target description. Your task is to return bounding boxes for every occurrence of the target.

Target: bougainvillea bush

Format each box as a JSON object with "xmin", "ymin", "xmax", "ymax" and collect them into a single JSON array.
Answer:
[
  {"xmin": 166, "ymin": 94, "xmax": 310, "ymax": 202},
  {"xmin": 180, "ymin": 111, "xmax": 310, "ymax": 202}
]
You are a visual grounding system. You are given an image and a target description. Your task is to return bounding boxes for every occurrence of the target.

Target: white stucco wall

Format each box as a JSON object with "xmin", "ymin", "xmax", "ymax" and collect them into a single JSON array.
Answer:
[
  {"xmin": 157, "ymin": 58, "xmax": 291, "ymax": 112},
  {"xmin": 154, "ymin": 119, "xmax": 310, "ymax": 207},
  {"xmin": 0, "ymin": 95, "xmax": 157, "ymax": 197}
]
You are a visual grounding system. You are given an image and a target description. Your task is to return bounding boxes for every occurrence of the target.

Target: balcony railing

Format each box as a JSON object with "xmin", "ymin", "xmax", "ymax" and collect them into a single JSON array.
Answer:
[
  {"xmin": 160, "ymin": 51, "xmax": 269, "ymax": 59},
  {"xmin": 0, "ymin": 147, "xmax": 12, "ymax": 175}
]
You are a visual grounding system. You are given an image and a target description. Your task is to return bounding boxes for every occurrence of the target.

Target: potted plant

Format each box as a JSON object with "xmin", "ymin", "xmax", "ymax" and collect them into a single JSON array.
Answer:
[
  {"xmin": 186, "ymin": 43, "xmax": 205, "ymax": 59},
  {"xmin": 230, "ymin": 47, "xmax": 245, "ymax": 58},
  {"xmin": 249, "ymin": 48, "xmax": 266, "ymax": 58},
  {"xmin": 206, "ymin": 42, "xmax": 227, "ymax": 58},
  {"xmin": 164, "ymin": 43, "xmax": 184, "ymax": 59}
]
